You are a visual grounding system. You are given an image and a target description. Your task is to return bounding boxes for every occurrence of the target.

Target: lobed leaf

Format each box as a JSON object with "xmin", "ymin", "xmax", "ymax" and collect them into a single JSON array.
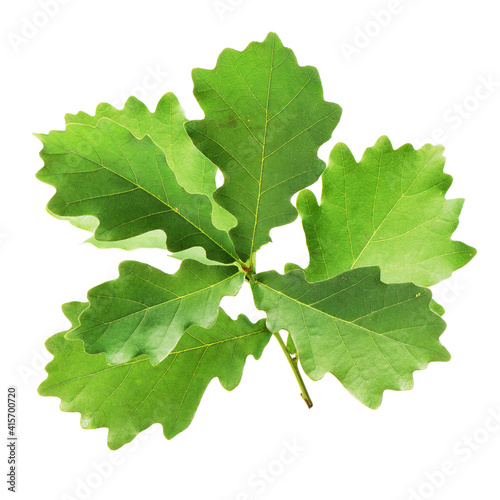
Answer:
[
  {"xmin": 39, "ymin": 302, "xmax": 271, "ymax": 449},
  {"xmin": 251, "ymin": 268, "xmax": 449, "ymax": 409},
  {"xmin": 65, "ymin": 93, "xmax": 236, "ymax": 232},
  {"xmin": 186, "ymin": 32, "xmax": 341, "ymax": 262},
  {"xmin": 297, "ymin": 136, "xmax": 476, "ymax": 286},
  {"xmin": 66, "ymin": 259, "xmax": 244, "ymax": 365},
  {"xmin": 36, "ymin": 118, "xmax": 238, "ymax": 264}
]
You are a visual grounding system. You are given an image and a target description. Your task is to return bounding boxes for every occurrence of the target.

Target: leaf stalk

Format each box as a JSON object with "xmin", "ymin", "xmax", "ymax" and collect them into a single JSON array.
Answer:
[{"xmin": 273, "ymin": 331, "xmax": 313, "ymax": 409}]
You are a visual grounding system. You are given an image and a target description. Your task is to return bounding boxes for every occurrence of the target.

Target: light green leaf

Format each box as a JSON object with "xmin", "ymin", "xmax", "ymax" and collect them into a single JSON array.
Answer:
[
  {"xmin": 284, "ymin": 262, "xmax": 301, "ymax": 273},
  {"xmin": 39, "ymin": 302, "xmax": 271, "ymax": 450},
  {"xmin": 65, "ymin": 93, "xmax": 236, "ymax": 231},
  {"xmin": 430, "ymin": 299, "xmax": 445, "ymax": 316},
  {"xmin": 286, "ymin": 334, "xmax": 297, "ymax": 356},
  {"xmin": 49, "ymin": 211, "xmax": 226, "ymax": 262},
  {"xmin": 251, "ymin": 267, "xmax": 449, "ymax": 409},
  {"xmin": 297, "ymin": 136, "xmax": 476, "ymax": 286},
  {"xmin": 85, "ymin": 230, "xmax": 168, "ymax": 251},
  {"xmin": 36, "ymin": 118, "xmax": 239, "ymax": 264},
  {"xmin": 186, "ymin": 32, "xmax": 341, "ymax": 262},
  {"xmin": 66, "ymin": 259, "xmax": 244, "ymax": 365},
  {"xmin": 47, "ymin": 211, "xmax": 169, "ymax": 250}
]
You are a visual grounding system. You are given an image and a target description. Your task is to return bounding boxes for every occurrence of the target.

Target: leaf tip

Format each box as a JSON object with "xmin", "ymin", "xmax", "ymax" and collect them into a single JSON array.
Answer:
[
  {"xmin": 374, "ymin": 135, "xmax": 393, "ymax": 150},
  {"xmin": 263, "ymin": 31, "xmax": 284, "ymax": 46},
  {"xmin": 297, "ymin": 188, "xmax": 319, "ymax": 215}
]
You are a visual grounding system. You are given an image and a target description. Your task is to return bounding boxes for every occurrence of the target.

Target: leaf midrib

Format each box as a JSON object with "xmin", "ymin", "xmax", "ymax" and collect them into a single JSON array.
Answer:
[
  {"xmin": 73, "ymin": 272, "xmax": 242, "ymax": 336},
  {"xmin": 249, "ymin": 35, "xmax": 276, "ymax": 257},
  {"xmin": 257, "ymin": 279, "xmax": 443, "ymax": 355},
  {"xmin": 349, "ymin": 150, "xmax": 436, "ymax": 270},
  {"xmin": 46, "ymin": 328, "xmax": 268, "ymax": 387}
]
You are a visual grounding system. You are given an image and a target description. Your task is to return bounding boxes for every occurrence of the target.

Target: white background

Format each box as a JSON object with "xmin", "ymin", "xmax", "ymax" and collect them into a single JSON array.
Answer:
[{"xmin": 1, "ymin": 1, "xmax": 499, "ymax": 499}]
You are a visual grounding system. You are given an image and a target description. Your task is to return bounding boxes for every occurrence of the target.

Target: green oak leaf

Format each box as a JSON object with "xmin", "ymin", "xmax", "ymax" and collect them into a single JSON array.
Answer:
[
  {"xmin": 39, "ymin": 302, "xmax": 271, "ymax": 449},
  {"xmin": 251, "ymin": 268, "xmax": 449, "ymax": 409},
  {"xmin": 36, "ymin": 118, "xmax": 238, "ymax": 264},
  {"xmin": 186, "ymin": 32, "xmax": 342, "ymax": 262},
  {"xmin": 66, "ymin": 259, "xmax": 244, "ymax": 365},
  {"xmin": 65, "ymin": 93, "xmax": 236, "ymax": 232},
  {"xmin": 297, "ymin": 136, "xmax": 476, "ymax": 286}
]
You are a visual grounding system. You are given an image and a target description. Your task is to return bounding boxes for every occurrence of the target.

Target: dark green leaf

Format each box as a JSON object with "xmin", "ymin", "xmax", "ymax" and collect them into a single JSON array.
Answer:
[
  {"xmin": 187, "ymin": 32, "xmax": 341, "ymax": 261},
  {"xmin": 36, "ymin": 118, "xmax": 238, "ymax": 263},
  {"xmin": 65, "ymin": 93, "xmax": 236, "ymax": 232}
]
